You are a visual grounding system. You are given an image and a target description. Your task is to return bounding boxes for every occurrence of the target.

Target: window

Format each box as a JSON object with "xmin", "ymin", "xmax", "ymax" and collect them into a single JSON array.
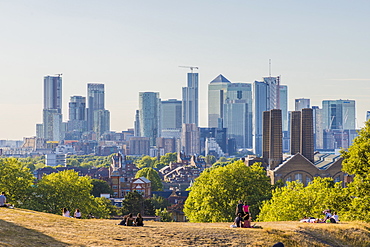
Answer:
[
  {"xmin": 295, "ymin": 173, "xmax": 303, "ymax": 183},
  {"xmin": 306, "ymin": 176, "xmax": 312, "ymax": 186},
  {"xmin": 334, "ymin": 176, "xmax": 341, "ymax": 183},
  {"xmin": 285, "ymin": 176, "xmax": 292, "ymax": 184}
]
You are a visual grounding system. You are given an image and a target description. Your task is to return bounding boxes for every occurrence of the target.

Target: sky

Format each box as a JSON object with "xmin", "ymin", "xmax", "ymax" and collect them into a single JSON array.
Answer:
[{"xmin": 1, "ymin": 1, "xmax": 370, "ymax": 140}]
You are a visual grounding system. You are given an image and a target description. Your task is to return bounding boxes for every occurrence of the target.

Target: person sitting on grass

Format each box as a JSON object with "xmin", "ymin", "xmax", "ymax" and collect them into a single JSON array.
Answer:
[
  {"xmin": 126, "ymin": 213, "xmax": 134, "ymax": 226},
  {"xmin": 234, "ymin": 213, "xmax": 244, "ymax": 228},
  {"xmin": 242, "ymin": 212, "xmax": 252, "ymax": 228},
  {"xmin": 0, "ymin": 192, "xmax": 11, "ymax": 208},
  {"xmin": 331, "ymin": 212, "xmax": 339, "ymax": 223},
  {"xmin": 74, "ymin": 208, "xmax": 81, "ymax": 219},
  {"xmin": 62, "ymin": 208, "xmax": 70, "ymax": 217},
  {"xmin": 135, "ymin": 213, "xmax": 144, "ymax": 226}
]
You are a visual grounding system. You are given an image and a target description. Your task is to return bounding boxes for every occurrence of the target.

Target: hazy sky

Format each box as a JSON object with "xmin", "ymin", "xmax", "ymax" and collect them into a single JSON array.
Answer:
[{"xmin": 1, "ymin": 1, "xmax": 370, "ymax": 140}]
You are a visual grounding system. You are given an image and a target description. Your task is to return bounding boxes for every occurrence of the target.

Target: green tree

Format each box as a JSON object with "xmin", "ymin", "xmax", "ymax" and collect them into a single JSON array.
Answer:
[
  {"xmin": 155, "ymin": 208, "xmax": 173, "ymax": 222},
  {"xmin": 341, "ymin": 120, "xmax": 370, "ymax": 221},
  {"xmin": 257, "ymin": 177, "xmax": 349, "ymax": 222},
  {"xmin": 135, "ymin": 167, "xmax": 163, "ymax": 191},
  {"xmin": 0, "ymin": 158, "xmax": 34, "ymax": 206},
  {"xmin": 183, "ymin": 161, "xmax": 271, "ymax": 222},
  {"xmin": 205, "ymin": 155, "xmax": 216, "ymax": 165},
  {"xmin": 151, "ymin": 194, "xmax": 170, "ymax": 210},
  {"xmin": 24, "ymin": 170, "xmax": 110, "ymax": 218},
  {"xmin": 91, "ymin": 179, "xmax": 114, "ymax": 197},
  {"xmin": 135, "ymin": 156, "xmax": 157, "ymax": 169},
  {"xmin": 158, "ymin": 152, "xmax": 177, "ymax": 166},
  {"xmin": 121, "ymin": 190, "xmax": 144, "ymax": 215}
]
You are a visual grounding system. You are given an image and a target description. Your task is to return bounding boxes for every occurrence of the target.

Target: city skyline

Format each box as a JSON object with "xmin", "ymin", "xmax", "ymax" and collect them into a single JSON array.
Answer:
[{"xmin": 1, "ymin": 1, "xmax": 370, "ymax": 140}]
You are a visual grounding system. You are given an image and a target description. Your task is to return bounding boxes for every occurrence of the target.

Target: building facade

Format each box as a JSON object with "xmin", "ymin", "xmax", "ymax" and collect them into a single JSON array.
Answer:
[{"xmin": 182, "ymin": 72, "xmax": 199, "ymax": 126}]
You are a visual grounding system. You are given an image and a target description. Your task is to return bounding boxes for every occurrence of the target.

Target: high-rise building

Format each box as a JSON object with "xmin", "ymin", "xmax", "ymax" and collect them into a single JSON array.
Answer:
[
  {"xmin": 301, "ymin": 108, "xmax": 314, "ymax": 162},
  {"xmin": 366, "ymin": 111, "xmax": 370, "ymax": 122},
  {"xmin": 253, "ymin": 76, "xmax": 287, "ymax": 156},
  {"xmin": 139, "ymin": 92, "xmax": 160, "ymax": 146},
  {"xmin": 322, "ymin": 100, "xmax": 356, "ymax": 130},
  {"xmin": 290, "ymin": 111, "xmax": 301, "ymax": 155},
  {"xmin": 134, "ymin": 110, "xmax": 140, "ymax": 137},
  {"xmin": 182, "ymin": 72, "xmax": 199, "ymax": 126},
  {"xmin": 208, "ymin": 74, "xmax": 231, "ymax": 128},
  {"xmin": 44, "ymin": 75, "xmax": 62, "ymax": 113},
  {"xmin": 312, "ymin": 106, "xmax": 324, "ymax": 150},
  {"xmin": 87, "ymin": 83, "xmax": 110, "ymax": 139},
  {"xmin": 42, "ymin": 75, "xmax": 63, "ymax": 141},
  {"xmin": 67, "ymin": 96, "xmax": 87, "ymax": 135},
  {"xmin": 295, "ymin": 98, "xmax": 310, "ymax": 111},
  {"xmin": 161, "ymin": 99, "xmax": 182, "ymax": 130},
  {"xmin": 181, "ymin": 123, "xmax": 200, "ymax": 155},
  {"xmin": 263, "ymin": 109, "xmax": 282, "ymax": 170}
]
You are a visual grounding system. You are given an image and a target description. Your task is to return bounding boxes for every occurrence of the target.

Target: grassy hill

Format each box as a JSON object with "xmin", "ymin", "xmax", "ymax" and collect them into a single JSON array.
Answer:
[{"xmin": 1, "ymin": 208, "xmax": 370, "ymax": 246}]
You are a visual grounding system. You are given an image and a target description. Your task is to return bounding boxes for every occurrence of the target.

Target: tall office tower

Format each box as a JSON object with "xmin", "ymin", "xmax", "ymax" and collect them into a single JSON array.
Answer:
[
  {"xmin": 139, "ymin": 92, "xmax": 160, "ymax": 146},
  {"xmin": 253, "ymin": 81, "xmax": 268, "ymax": 156},
  {"xmin": 295, "ymin": 98, "xmax": 310, "ymax": 111},
  {"xmin": 301, "ymin": 108, "xmax": 314, "ymax": 162},
  {"xmin": 134, "ymin": 110, "xmax": 140, "ymax": 137},
  {"xmin": 224, "ymin": 83, "xmax": 253, "ymax": 148},
  {"xmin": 87, "ymin": 83, "xmax": 110, "ymax": 139},
  {"xmin": 208, "ymin": 74, "xmax": 231, "ymax": 128},
  {"xmin": 44, "ymin": 75, "xmax": 62, "ymax": 113},
  {"xmin": 42, "ymin": 75, "xmax": 63, "ymax": 141},
  {"xmin": 290, "ymin": 111, "xmax": 301, "ymax": 155},
  {"xmin": 182, "ymin": 72, "xmax": 199, "ymax": 126},
  {"xmin": 263, "ymin": 76, "xmax": 280, "ymax": 109},
  {"xmin": 161, "ymin": 99, "xmax": 182, "ymax": 129},
  {"xmin": 262, "ymin": 109, "xmax": 282, "ymax": 170},
  {"xmin": 67, "ymin": 96, "xmax": 87, "ymax": 134},
  {"xmin": 312, "ymin": 106, "xmax": 324, "ymax": 150},
  {"xmin": 87, "ymin": 83, "xmax": 105, "ymax": 131},
  {"xmin": 181, "ymin": 123, "xmax": 200, "ymax": 155},
  {"xmin": 322, "ymin": 100, "xmax": 356, "ymax": 130},
  {"xmin": 279, "ymin": 85, "xmax": 288, "ymax": 132},
  {"xmin": 366, "ymin": 111, "xmax": 370, "ymax": 122}
]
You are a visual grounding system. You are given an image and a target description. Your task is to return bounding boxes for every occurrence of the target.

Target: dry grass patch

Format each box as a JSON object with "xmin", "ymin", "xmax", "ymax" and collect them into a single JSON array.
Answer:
[{"xmin": 1, "ymin": 208, "xmax": 370, "ymax": 246}]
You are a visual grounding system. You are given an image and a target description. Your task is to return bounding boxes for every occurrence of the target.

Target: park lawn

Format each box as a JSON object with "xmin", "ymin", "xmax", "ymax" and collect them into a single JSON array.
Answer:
[{"xmin": 0, "ymin": 208, "xmax": 369, "ymax": 246}]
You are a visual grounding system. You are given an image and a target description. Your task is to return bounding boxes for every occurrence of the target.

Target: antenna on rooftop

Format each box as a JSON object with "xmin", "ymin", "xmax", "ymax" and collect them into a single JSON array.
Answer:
[{"xmin": 269, "ymin": 59, "xmax": 271, "ymax": 77}]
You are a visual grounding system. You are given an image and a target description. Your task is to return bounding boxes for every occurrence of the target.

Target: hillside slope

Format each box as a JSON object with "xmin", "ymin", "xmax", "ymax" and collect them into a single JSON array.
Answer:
[{"xmin": 0, "ymin": 208, "xmax": 370, "ymax": 246}]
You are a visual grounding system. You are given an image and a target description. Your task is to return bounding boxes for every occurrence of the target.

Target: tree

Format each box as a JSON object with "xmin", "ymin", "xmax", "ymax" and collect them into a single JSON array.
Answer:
[
  {"xmin": 151, "ymin": 194, "xmax": 170, "ymax": 210},
  {"xmin": 205, "ymin": 155, "xmax": 216, "ymax": 165},
  {"xmin": 91, "ymin": 179, "xmax": 114, "ymax": 197},
  {"xmin": 0, "ymin": 158, "xmax": 34, "ymax": 206},
  {"xmin": 135, "ymin": 156, "xmax": 157, "ymax": 169},
  {"xmin": 135, "ymin": 167, "xmax": 163, "ymax": 191},
  {"xmin": 341, "ymin": 120, "xmax": 370, "ymax": 221},
  {"xmin": 158, "ymin": 152, "xmax": 177, "ymax": 166},
  {"xmin": 257, "ymin": 177, "xmax": 349, "ymax": 222},
  {"xmin": 183, "ymin": 161, "xmax": 271, "ymax": 222},
  {"xmin": 24, "ymin": 170, "xmax": 110, "ymax": 218},
  {"xmin": 121, "ymin": 190, "xmax": 144, "ymax": 215},
  {"xmin": 156, "ymin": 208, "xmax": 173, "ymax": 222}
]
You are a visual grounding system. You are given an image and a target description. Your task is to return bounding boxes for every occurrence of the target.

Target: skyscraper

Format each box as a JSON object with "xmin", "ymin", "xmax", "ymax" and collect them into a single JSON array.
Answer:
[
  {"xmin": 182, "ymin": 72, "xmax": 199, "ymax": 126},
  {"xmin": 67, "ymin": 96, "xmax": 87, "ymax": 134},
  {"xmin": 161, "ymin": 99, "xmax": 182, "ymax": 130},
  {"xmin": 295, "ymin": 98, "xmax": 310, "ymax": 111},
  {"xmin": 322, "ymin": 100, "xmax": 356, "ymax": 130},
  {"xmin": 42, "ymin": 75, "xmax": 63, "ymax": 141},
  {"xmin": 139, "ymin": 92, "xmax": 160, "ymax": 146},
  {"xmin": 208, "ymin": 74, "xmax": 231, "ymax": 128},
  {"xmin": 181, "ymin": 123, "xmax": 200, "ymax": 155},
  {"xmin": 87, "ymin": 83, "xmax": 110, "ymax": 139}
]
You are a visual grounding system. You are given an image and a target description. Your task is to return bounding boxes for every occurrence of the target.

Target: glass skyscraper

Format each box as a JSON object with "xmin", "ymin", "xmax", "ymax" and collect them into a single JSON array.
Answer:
[
  {"xmin": 182, "ymin": 72, "xmax": 199, "ymax": 126},
  {"xmin": 208, "ymin": 74, "xmax": 231, "ymax": 128},
  {"xmin": 139, "ymin": 92, "xmax": 160, "ymax": 146}
]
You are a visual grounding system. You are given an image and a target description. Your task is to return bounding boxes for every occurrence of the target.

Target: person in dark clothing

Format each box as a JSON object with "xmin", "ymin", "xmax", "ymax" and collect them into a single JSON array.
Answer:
[
  {"xmin": 126, "ymin": 213, "xmax": 134, "ymax": 226},
  {"xmin": 234, "ymin": 213, "xmax": 243, "ymax": 228},
  {"xmin": 235, "ymin": 200, "xmax": 244, "ymax": 216},
  {"xmin": 135, "ymin": 213, "xmax": 144, "ymax": 226}
]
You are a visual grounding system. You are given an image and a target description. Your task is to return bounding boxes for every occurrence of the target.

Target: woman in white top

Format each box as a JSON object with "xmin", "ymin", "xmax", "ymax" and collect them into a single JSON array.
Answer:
[
  {"xmin": 74, "ymin": 208, "xmax": 82, "ymax": 219},
  {"xmin": 62, "ymin": 207, "xmax": 70, "ymax": 217}
]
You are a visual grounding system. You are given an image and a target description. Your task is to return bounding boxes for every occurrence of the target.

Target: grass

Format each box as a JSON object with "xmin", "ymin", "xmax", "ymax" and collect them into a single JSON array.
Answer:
[{"xmin": 1, "ymin": 208, "xmax": 370, "ymax": 246}]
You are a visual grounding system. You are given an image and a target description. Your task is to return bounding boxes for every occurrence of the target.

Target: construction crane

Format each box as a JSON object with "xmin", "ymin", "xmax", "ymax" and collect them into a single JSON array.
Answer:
[
  {"xmin": 179, "ymin": 66, "xmax": 199, "ymax": 73},
  {"xmin": 55, "ymin": 73, "xmax": 63, "ymax": 77}
]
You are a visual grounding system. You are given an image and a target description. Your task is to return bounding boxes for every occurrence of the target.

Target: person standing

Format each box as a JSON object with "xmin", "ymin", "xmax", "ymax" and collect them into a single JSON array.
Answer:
[
  {"xmin": 235, "ymin": 200, "xmax": 244, "ymax": 216},
  {"xmin": 0, "ymin": 192, "xmax": 7, "ymax": 207}
]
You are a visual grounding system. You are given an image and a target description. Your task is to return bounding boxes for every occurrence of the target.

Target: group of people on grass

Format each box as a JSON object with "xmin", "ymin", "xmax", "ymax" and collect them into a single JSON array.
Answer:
[
  {"xmin": 118, "ymin": 213, "xmax": 144, "ymax": 226},
  {"xmin": 300, "ymin": 209, "xmax": 339, "ymax": 223},
  {"xmin": 62, "ymin": 208, "xmax": 82, "ymax": 219},
  {"xmin": 231, "ymin": 200, "xmax": 253, "ymax": 228}
]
